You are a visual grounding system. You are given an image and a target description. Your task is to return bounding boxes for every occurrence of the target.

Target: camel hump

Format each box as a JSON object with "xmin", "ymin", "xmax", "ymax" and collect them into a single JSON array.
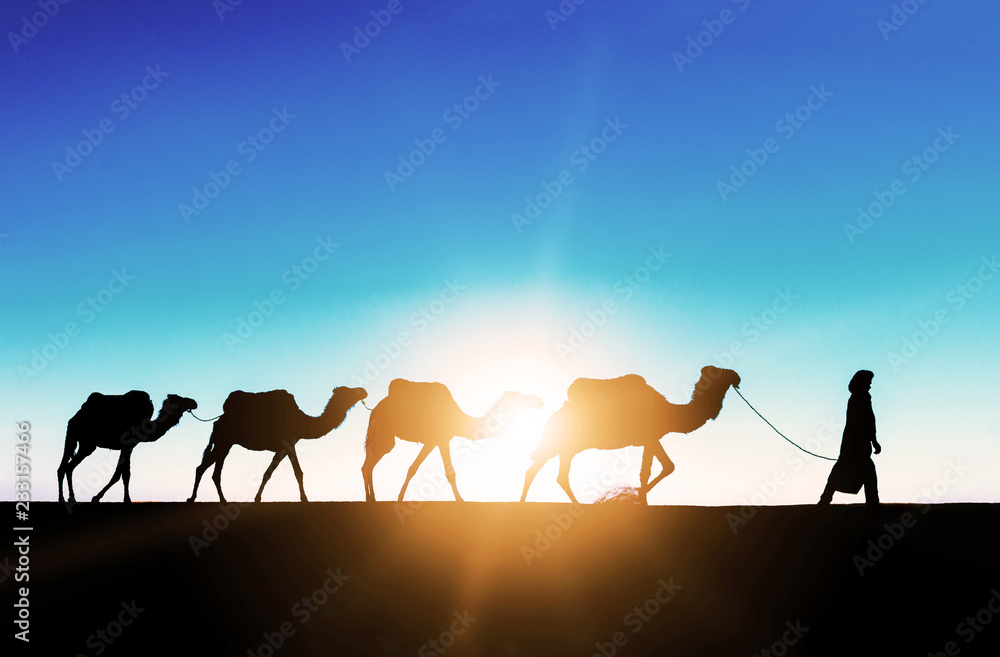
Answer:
[
  {"xmin": 567, "ymin": 374, "xmax": 658, "ymax": 407},
  {"xmin": 80, "ymin": 390, "xmax": 154, "ymax": 416},
  {"xmin": 221, "ymin": 389, "xmax": 299, "ymax": 421},
  {"xmin": 387, "ymin": 379, "xmax": 456, "ymax": 406},
  {"xmin": 565, "ymin": 375, "xmax": 669, "ymax": 428}
]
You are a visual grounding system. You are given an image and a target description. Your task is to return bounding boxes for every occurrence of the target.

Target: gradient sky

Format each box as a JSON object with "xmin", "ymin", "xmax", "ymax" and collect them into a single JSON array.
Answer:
[{"xmin": 2, "ymin": 0, "xmax": 998, "ymax": 506}]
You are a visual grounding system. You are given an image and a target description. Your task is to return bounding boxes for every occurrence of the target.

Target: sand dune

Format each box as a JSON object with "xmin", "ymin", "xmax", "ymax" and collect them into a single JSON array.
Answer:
[{"xmin": 9, "ymin": 502, "xmax": 1000, "ymax": 655}]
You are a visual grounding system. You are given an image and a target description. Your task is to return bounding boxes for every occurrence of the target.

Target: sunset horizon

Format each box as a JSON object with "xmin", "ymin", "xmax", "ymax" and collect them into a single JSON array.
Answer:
[{"xmin": 4, "ymin": 1, "xmax": 997, "ymax": 508}]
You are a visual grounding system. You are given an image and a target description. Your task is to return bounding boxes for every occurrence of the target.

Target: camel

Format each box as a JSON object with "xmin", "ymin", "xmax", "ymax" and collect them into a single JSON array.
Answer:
[
  {"xmin": 187, "ymin": 386, "xmax": 367, "ymax": 503},
  {"xmin": 58, "ymin": 391, "xmax": 199, "ymax": 503},
  {"xmin": 520, "ymin": 366, "xmax": 741, "ymax": 505},
  {"xmin": 362, "ymin": 379, "xmax": 544, "ymax": 502}
]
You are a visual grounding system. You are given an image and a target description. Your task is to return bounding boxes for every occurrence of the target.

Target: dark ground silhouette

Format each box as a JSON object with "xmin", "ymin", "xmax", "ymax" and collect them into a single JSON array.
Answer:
[
  {"xmin": 57, "ymin": 391, "xmax": 198, "ymax": 504},
  {"xmin": 522, "ymin": 367, "xmax": 741, "ymax": 505},
  {"xmin": 188, "ymin": 386, "xmax": 367, "ymax": 503},
  {"xmin": 15, "ymin": 502, "xmax": 1000, "ymax": 656}
]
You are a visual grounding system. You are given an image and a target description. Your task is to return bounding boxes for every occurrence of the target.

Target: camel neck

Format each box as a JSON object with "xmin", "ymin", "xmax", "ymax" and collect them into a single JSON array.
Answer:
[
  {"xmin": 666, "ymin": 389, "xmax": 726, "ymax": 434},
  {"xmin": 464, "ymin": 406, "xmax": 501, "ymax": 441},
  {"xmin": 301, "ymin": 395, "xmax": 348, "ymax": 439},
  {"xmin": 142, "ymin": 410, "xmax": 183, "ymax": 442}
]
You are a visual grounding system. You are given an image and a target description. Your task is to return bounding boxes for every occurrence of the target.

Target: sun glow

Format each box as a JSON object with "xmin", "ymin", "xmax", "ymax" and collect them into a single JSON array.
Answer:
[
  {"xmin": 375, "ymin": 292, "xmax": 664, "ymax": 504},
  {"xmin": 391, "ymin": 302, "xmax": 582, "ymax": 502}
]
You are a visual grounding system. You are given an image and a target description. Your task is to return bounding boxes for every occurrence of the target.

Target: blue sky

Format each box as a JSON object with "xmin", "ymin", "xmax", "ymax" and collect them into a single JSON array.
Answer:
[{"xmin": 2, "ymin": 0, "xmax": 998, "ymax": 505}]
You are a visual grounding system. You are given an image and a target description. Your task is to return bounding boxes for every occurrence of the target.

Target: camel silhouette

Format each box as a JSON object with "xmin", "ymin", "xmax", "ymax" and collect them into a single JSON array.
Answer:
[
  {"xmin": 187, "ymin": 386, "xmax": 367, "ymax": 503},
  {"xmin": 58, "ymin": 391, "xmax": 198, "ymax": 503},
  {"xmin": 521, "ymin": 366, "xmax": 741, "ymax": 505},
  {"xmin": 362, "ymin": 379, "xmax": 543, "ymax": 502}
]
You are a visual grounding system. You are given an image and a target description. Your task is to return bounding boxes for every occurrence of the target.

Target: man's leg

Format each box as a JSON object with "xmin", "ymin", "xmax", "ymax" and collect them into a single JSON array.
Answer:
[
  {"xmin": 818, "ymin": 480, "xmax": 834, "ymax": 505},
  {"xmin": 864, "ymin": 462, "xmax": 879, "ymax": 505}
]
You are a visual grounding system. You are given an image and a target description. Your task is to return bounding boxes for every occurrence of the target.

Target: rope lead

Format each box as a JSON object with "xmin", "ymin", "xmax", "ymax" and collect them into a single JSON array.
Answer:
[
  {"xmin": 733, "ymin": 387, "xmax": 837, "ymax": 461},
  {"xmin": 186, "ymin": 410, "xmax": 222, "ymax": 423}
]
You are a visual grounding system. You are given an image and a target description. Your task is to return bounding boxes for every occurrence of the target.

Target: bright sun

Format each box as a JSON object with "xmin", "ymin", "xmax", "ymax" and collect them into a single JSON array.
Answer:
[{"xmin": 394, "ymin": 300, "xmax": 638, "ymax": 503}]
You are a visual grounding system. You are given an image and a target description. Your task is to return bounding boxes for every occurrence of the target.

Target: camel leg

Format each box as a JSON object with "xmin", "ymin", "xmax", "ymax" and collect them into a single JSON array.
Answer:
[
  {"xmin": 362, "ymin": 447, "xmax": 388, "ymax": 502},
  {"xmin": 638, "ymin": 448, "xmax": 653, "ymax": 506},
  {"xmin": 188, "ymin": 442, "xmax": 217, "ymax": 502},
  {"xmin": 63, "ymin": 443, "xmax": 97, "ymax": 504},
  {"xmin": 520, "ymin": 457, "xmax": 550, "ymax": 502},
  {"xmin": 210, "ymin": 444, "xmax": 233, "ymax": 503},
  {"xmin": 285, "ymin": 446, "xmax": 308, "ymax": 502},
  {"xmin": 438, "ymin": 441, "xmax": 463, "ymax": 502},
  {"xmin": 556, "ymin": 454, "xmax": 579, "ymax": 504},
  {"xmin": 641, "ymin": 441, "xmax": 675, "ymax": 501},
  {"xmin": 397, "ymin": 443, "xmax": 435, "ymax": 502},
  {"xmin": 57, "ymin": 436, "xmax": 79, "ymax": 503},
  {"xmin": 255, "ymin": 449, "xmax": 288, "ymax": 503},
  {"xmin": 120, "ymin": 447, "xmax": 134, "ymax": 502},
  {"xmin": 93, "ymin": 449, "xmax": 130, "ymax": 502},
  {"xmin": 364, "ymin": 412, "xmax": 391, "ymax": 502}
]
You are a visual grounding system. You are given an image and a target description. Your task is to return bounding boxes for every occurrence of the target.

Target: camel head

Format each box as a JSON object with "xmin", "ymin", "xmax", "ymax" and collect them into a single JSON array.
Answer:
[
  {"xmin": 166, "ymin": 394, "xmax": 199, "ymax": 415},
  {"xmin": 332, "ymin": 386, "xmax": 368, "ymax": 407},
  {"xmin": 692, "ymin": 366, "xmax": 740, "ymax": 421},
  {"xmin": 136, "ymin": 394, "xmax": 197, "ymax": 442}
]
